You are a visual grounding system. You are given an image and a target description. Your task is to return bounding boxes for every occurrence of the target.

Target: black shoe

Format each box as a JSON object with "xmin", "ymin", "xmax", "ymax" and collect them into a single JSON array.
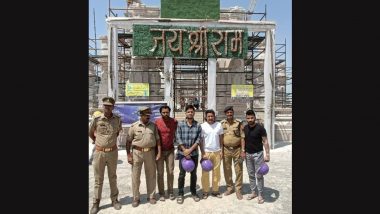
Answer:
[
  {"xmin": 177, "ymin": 195, "xmax": 184, "ymax": 204},
  {"xmin": 192, "ymin": 194, "xmax": 200, "ymax": 202},
  {"xmin": 90, "ymin": 203, "xmax": 99, "ymax": 214},
  {"xmin": 211, "ymin": 192, "xmax": 222, "ymax": 198},
  {"xmin": 112, "ymin": 200, "xmax": 122, "ymax": 210},
  {"xmin": 202, "ymin": 192, "xmax": 209, "ymax": 199},
  {"xmin": 169, "ymin": 193, "xmax": 176, "ymax": 200}
]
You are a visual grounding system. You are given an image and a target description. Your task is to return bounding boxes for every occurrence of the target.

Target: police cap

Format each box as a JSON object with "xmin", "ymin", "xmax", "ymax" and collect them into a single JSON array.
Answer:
[
  {"xmin": 102, "ymin": 97, "xmax": 115, "ymax": 106},
  {"xmin": 138, "ymin": 106, "xmax": 152, "ymax": 116},
  {"xmin": 224, "ymin": 106, "xmax": 234, "ymax": 113}
]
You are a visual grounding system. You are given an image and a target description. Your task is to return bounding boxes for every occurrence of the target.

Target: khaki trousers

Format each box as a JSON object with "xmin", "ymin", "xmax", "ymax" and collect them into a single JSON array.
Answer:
[
  {"xmin": 132, "ymin": 149, "xmax": 156, "ymax": 199},
  {"xmin": 223, "ymin": 147, "xmax": 243, "ymax": 192},
  {"xmin": 156, "ymin": 148, "xmax": 175, "ymax": 195},
  {"xmin": 92, "ymin": 149, "xmax": 119, "ymax": 203},
  {"xmin": 201, "ymin": 151, "xmax": 221, "ymax": 193}
]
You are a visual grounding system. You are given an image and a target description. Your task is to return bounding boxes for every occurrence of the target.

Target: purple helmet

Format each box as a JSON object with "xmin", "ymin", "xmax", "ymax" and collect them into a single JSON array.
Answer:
[
  {"xmin": 181, "ymin": 158, "xmax": 195, "ymax": 172},
  {"xmin": 257, "ymin": 162, "xmax": 269, "ymax": 175},
  {"xmin": 201, "ymin": 159, "xmax": 213, "ymax": 172}
]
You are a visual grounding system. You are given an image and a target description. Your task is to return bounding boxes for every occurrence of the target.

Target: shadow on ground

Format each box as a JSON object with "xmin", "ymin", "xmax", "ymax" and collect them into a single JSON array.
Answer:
[
  {"xmin": 119, "ymin": 185, "xmax": 203, "ymax": 205},
  {"xmin": 241, "ymin": 184, "xmax": 279, "ymax": 203},
  {"xmin": 273, "ymin": 141, "xmax": 291, "ymax": 149},
  {"xmin": 262, "ymin": 187, "xmax": 280, "ymax": 202}
]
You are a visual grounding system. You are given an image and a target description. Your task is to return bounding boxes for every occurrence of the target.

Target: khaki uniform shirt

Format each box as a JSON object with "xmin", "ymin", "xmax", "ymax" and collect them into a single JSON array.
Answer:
[
  {"xmin": 220, "ymin": 119, "xmax": 245, "ymax": 147},
  {"xmin": 89, "ymin": 114, "xmax": 122, "ymax": 147},
  {"xmin": 128, "ymin": 120, "xmax": 160, "ymax": 148}
]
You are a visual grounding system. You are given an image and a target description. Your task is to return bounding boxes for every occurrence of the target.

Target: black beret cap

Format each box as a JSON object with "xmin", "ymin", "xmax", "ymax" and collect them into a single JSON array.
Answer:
[{"xmin": 224, "ymin": 106, "xmax": 234, "ymax": 112}]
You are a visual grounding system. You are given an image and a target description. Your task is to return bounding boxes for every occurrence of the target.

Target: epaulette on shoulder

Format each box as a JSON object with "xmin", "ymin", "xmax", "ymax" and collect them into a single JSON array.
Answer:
[
  {"xmin": 131, "ymin": 121, "xmax": 139, "ymax": 127},
  {"xmin": 220, "ymin": 119, "xmax": 227, "ymax": 123},
  {"xmin": 93, "ymin": 115, "xmax": 102, "ymax": 120},
  {"xmin": 235, "ymin": 119, "xmax": 242, "ymax": 122}
]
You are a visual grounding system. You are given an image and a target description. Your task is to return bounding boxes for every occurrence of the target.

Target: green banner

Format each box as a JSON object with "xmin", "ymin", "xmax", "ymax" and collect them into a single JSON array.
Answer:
[
  {"xmin": 133, "ymin": 25, "xmax": 248, "ymax": 59},
  {"xmin": 161, "ymin": 0, "xmax": 220, "ymax": 20}
]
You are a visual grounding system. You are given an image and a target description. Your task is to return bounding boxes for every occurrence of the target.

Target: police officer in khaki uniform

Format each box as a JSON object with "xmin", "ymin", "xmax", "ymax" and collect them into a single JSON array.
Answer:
[
  {"xmin": 126, "ymin": 106, "xmax": 161, "ymax": 207},
  {"xmin": 220, "ymin": 106, "xmax": 246, "ymax": 200},
  {"xmin": 89, "ymin": 97, "xmax": 122, "ymax": 214}
]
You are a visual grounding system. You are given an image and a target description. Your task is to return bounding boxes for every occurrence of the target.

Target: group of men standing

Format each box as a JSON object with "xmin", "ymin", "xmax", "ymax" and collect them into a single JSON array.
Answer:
[{"xmin": 89, "ymin": 97, "xmax": 270, "ymax": 213}]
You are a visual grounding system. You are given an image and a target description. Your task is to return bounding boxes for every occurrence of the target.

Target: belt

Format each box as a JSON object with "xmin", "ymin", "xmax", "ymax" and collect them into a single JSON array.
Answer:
[
  {"xmin": 96, "ymin": 144, "xmax": 117, "ymax": 152},
  {"xmin": 247, "ymin": 150, "xmax": 263, "ymax": 154},
  {"xmin": 224, "ymin": 145, "xmax": 241, "ymax": 150},
  {"xmin": 133, "ymin": 145, "xmax": 153, "ymax": 152}
]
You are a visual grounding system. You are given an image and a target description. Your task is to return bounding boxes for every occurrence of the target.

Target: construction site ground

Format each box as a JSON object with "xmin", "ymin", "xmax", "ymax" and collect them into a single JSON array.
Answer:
[{"xmin": 88, "ymin": 142, "xmax": 292, "ymax": 214}]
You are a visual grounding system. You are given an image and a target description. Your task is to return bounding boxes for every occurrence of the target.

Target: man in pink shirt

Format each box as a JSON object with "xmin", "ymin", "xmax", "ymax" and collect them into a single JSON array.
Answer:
[{"xmin": 155, "ymin": 105, "xmax": 178, "ymax": 201}]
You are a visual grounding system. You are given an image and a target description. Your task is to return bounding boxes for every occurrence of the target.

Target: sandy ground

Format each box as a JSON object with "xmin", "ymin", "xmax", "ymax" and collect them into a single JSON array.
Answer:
[{"xmin": 88, "ymin": 142, "xmax": 292, "ymax": 214}]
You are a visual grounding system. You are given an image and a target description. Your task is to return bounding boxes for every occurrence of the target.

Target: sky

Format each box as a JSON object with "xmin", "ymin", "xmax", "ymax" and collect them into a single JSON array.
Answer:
[{"xmin": 89, "ymin": 0, "xmax": 292, "ymax": 92}]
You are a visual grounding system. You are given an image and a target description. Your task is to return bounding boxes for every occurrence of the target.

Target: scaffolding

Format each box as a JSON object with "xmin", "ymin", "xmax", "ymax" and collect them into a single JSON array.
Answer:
[
  {"xmin": 88, "ymin": 1, "xmax": 292, "ymax": 144},
  {"xmin": 275, "ymin": 41, "xmax": 287, "ymax": 108},
  {"xmin": 88, "ymin": 36, "xmax": 109, "ymax": 108},
  {"xmin": 173, "ymin": 59, "xmax": 208, "ymax": 118},
  {"xmin": 90, "ymin": 2, "xmax": 293, "ymax": 111},
  {"xmin": 89, "ymin": 7, "xmax": 111, "ymax": 109},
  {"xmin": 103, "ymin": 2, "xmax": 272, "ymax": 120},
  {"xmin": 275, "ymin": 40, "xmax": 292, "ymax": 109},
  {"xmin": 89, "ymin": 30, "xmax": 101, "ymax": 109}
]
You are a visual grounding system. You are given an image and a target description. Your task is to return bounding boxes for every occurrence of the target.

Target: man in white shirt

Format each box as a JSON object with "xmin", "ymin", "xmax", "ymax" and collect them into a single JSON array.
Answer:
[{"xmin": 200, "ymin": 109, "xmax": 224, "ymax": 199}]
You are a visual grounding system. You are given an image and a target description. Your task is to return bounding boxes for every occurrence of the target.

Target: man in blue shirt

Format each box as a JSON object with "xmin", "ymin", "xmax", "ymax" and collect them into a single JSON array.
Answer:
[{"xmin": 175, "ymin": 105, "xmax": 202, "ymax": 204}]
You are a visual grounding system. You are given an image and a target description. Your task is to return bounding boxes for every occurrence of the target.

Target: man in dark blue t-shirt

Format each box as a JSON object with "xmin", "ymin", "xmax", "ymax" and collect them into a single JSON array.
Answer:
[{"xmin": 243, "ymin": 110, "xmax": 270, "ymax": 204}]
